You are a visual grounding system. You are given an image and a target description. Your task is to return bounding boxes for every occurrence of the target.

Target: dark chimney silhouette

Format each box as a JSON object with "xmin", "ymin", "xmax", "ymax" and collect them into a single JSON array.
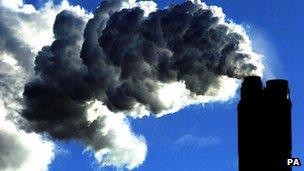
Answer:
[{"xmin": 238, "ymin": 76, "xmax": 292, "ymax": 171}]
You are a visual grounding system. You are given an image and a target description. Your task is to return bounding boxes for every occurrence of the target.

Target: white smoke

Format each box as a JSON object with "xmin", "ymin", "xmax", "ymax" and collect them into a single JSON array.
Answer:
[
  {"xmin": 86, "ymin": 101, "xmax": 147, "ymax": 169},
  {"xmin": 0, "ymin": 0, "xmax": 91, "ymax": 170},
  {"xmin": 0, "ymin": 100, "xmax": 55, "ymax": 171}
]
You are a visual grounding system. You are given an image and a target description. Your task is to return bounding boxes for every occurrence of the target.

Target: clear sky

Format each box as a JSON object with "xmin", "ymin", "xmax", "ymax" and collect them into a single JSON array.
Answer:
[{"xmin": 23, "ymin": 0, "xmax": 304, "ymax": 170}]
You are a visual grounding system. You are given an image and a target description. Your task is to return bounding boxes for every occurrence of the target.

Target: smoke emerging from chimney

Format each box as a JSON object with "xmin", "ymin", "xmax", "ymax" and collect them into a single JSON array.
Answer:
[{"xmin": 0, "ymin": 0, "xmax": 263, "ymax": 170}]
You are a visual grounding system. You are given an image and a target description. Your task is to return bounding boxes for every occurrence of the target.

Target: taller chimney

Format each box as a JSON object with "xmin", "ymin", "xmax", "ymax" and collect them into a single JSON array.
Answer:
[{"xmin": 238, "ymin": 76, "xmax": 292, "ymax": 171}]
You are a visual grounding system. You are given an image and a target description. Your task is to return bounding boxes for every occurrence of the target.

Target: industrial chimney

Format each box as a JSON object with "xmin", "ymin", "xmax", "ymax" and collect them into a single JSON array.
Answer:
[{"xmin": 238, "ymin": 76, "xmax": 292, "ymax": 171}]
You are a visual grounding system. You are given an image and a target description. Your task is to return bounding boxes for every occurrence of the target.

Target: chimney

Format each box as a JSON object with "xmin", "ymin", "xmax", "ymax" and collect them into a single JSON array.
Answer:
[{"xmin": 238, "ymin": 76, "xmax": 292, "ymax": 171}]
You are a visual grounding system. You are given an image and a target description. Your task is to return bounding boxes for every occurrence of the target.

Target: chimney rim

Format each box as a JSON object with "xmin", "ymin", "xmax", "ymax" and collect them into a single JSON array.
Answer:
[
  {"xmin": 243, "ymin": 75, "xmax": 262, "ymax": 82},
  {"xmin": 266, "ymin": 79, "xmax": 289, "ymax": 87}
]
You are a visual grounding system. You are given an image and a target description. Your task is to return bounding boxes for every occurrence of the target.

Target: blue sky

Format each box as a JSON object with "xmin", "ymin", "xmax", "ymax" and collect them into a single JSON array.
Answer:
[{"xmin": 24, "ymin": 0, "xmax": 304, "ymax": 170}]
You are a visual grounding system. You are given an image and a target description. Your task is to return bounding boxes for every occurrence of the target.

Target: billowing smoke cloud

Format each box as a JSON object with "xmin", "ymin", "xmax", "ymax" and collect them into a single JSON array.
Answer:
[
  {"xmin": 0, "ymin": 0, "xmax": 263, "ymax": 170},
  {"xmin": 79, "ymin": 0, "xmax": 263, "ymax": 118},
  {"xmin": 88, "ymin": 1, "xmax": 263, "ymax": 114}
]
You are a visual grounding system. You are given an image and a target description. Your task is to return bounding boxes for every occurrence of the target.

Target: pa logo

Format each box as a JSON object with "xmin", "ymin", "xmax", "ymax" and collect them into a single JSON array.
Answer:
[{"xmin": 287, "ymin": 158, "xmax": 301, "ymax": 166}]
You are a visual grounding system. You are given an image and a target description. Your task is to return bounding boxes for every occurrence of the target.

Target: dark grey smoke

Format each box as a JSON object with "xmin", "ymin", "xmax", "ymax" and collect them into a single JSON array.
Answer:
[
  {"xmin": 22, "ymin": 10, "xmax": 124, "ymax": 155},
  {"xmin": 22, "ymin": 0, "xmax": 259, "ymax": 158},
  {"xmin": 22, "ymin": 10, "xmax": 93, "ymax": 140},
  {"xmin": 81, "ymin": 1, "xmax": 256, "ymax": 113}
]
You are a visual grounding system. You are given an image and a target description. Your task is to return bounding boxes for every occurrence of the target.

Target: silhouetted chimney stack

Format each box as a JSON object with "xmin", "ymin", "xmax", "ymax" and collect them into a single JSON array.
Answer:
[{"xmin": 238, "ymin": 76, "xmax": 292, "ymax": 171}]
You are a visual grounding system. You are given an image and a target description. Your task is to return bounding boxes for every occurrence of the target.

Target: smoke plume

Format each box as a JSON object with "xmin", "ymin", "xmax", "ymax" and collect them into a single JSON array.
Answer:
[{"xmin": 0, "ymin": 0, "xmax": 263, "ymax": 170}]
